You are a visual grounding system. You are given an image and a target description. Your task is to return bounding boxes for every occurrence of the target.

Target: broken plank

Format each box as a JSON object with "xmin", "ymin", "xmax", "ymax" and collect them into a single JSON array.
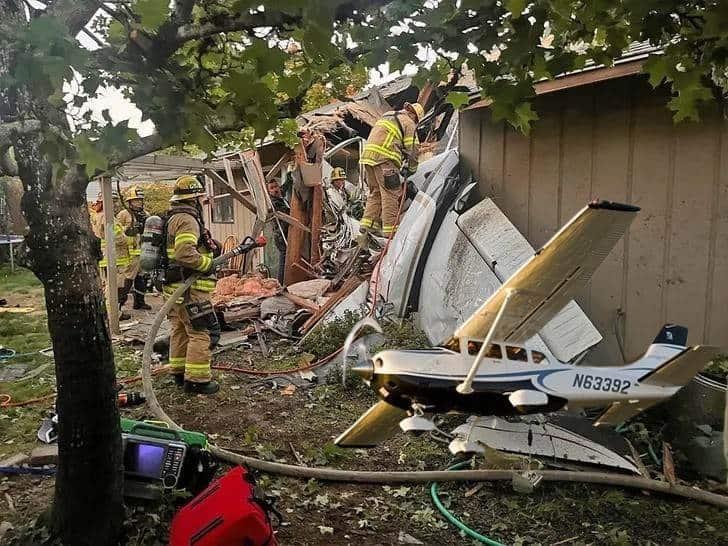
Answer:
[
  {"xmin": 284, "ymin": 292, "xmax": 321, "ymax": 313},
  {"xmin": 302, "ymin": 276, "xmax": 360, "ymax": 332},
  {"xmin": 204, "ymin": 168, "xmax": 258, "ymax": 214}
]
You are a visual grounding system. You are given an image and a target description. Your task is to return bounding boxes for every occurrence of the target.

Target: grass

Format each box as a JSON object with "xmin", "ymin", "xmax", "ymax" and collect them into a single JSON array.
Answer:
[{"xmin": 0, "ymin": 266, "xmax": 146, "ymax": 458}]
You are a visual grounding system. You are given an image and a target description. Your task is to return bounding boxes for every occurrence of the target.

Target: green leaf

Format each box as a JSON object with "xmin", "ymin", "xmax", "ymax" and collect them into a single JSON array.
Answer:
[
  {"xmin": 445, "ymin": 91, "xmax": 470, "ymax": 109},
  {"xmin": 107, "ymin": 21, "xmax": 127, "ymax": 44},
  {"xmin": 512, "ymin": 102, "xmax": 539, "ymax": 134},
  {"xmin": 74, "ymin": 136, "xmax": 108, "ymax": 177},
  {"xmin": 644, "ymin": 55, "xmax": 669, "ymax": 88},
  {"xmin": 506, "ymin": 0, "xmax": 527, "ymax": 18},
  {"xmin": 272, "ymin": 118, "xmax": 300, "ymax": 149},
  {"xmin": 135, "ymin": 0, "xmax": 168, "ymax": 31}
]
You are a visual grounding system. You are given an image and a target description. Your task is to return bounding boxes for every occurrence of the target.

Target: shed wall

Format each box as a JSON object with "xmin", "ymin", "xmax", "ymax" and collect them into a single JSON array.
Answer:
[{"xmin": 460, "ymin": 76, "xmax": 728, "ymax": 363}]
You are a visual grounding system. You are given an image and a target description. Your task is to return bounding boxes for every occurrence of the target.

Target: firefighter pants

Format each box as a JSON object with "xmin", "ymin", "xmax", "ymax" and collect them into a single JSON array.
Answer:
[
  {"xmin": 361, "ymin": 161, "xmax": 402, "ymax": 236},
  {"xmin": 167, "ymin": 290, "xmax": 212, "ymax": 383}
]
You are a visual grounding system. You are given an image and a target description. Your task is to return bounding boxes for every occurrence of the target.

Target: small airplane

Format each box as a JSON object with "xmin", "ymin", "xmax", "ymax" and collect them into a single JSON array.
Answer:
[{"xmin": 335, "ymin": 200, "xmax": 721, "ymax": 448}]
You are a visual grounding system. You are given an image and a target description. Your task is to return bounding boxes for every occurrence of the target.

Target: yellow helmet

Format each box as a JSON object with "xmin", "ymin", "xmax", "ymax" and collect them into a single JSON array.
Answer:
[
  {"xmin": 405, "ymin": 102, "xmax": 425, "ymax": 122},
  {"xmin": 124, "ymin": 185, "xmax": 144, "ymax": 201},
  {"xmin": 330, "ymin": 167, "xmax": 346, "ymax": 181},
  {"xmin": 171, "ymin": 175, "xmax": 206, "ymax": 202}
]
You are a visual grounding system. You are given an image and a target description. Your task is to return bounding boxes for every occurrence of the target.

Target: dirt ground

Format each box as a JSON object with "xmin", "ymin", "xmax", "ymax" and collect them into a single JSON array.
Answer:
[{"xmin": 2, "ymin": 267, "xmax": 728, "ymax": 545}]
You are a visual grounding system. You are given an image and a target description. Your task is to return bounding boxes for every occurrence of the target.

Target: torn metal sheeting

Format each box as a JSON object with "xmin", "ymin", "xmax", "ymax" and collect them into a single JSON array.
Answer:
[
  {"xmin": 456, "ymin": 199, "xmax": 602, "ymax": 362},
  {"xmin": 449, "ymin": 415, "xmax": 640, "ymax": 474}
]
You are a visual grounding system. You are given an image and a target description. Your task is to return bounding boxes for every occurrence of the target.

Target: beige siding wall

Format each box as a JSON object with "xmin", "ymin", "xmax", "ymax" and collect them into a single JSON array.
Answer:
[
  {"xmin": 460, "ymin": 77, "xmax": 728, "ymax": 363},
  {"xmin": 204, "ymin": 170, "xmax": 261, "ymax": 267}
]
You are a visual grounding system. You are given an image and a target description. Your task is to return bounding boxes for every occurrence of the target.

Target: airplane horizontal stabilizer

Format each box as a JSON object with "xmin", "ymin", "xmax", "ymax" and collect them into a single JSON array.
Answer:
[
  {"xmin": 638, "ymin": 345, "xmax": 721, "ymax": 387},
  {"xmin": 334, "ymin": 401, "xmax": 407, "ymax": 448},
  {"xmin": 594, "ymin": 399, "xmax": 661, "ymax": 427}
]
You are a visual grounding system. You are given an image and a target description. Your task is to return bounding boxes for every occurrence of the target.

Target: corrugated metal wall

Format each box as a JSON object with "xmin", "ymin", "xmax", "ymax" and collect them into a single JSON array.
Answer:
[{"xmin": 460, "ymin": 76, "xmax": 728, "ymax": 363}]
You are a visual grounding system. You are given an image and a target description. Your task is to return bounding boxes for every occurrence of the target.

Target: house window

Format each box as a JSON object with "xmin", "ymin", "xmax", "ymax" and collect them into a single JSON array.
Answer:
[
  {"xmin": 467, "ymin": 341, "xmax": 503, "ymax": 359},
  {"xmin": 211, "ymin": 177, "xmax": 234, "ymax": 224},
  {"xmin": 506, "ymin": 346, "xmax": 528, "ymax": 362}
]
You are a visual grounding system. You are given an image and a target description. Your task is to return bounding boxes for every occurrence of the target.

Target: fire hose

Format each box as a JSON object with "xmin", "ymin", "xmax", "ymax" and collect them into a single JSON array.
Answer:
[{"xmin": 140, "ymin": 241, "xmax": 728, "ymax": 510}]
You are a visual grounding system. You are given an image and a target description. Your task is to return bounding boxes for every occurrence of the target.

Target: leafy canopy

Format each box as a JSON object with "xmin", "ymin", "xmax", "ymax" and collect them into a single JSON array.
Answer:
[{"xmin": 3, "ymin": 0, "xmax": 728, "ymax": 178}]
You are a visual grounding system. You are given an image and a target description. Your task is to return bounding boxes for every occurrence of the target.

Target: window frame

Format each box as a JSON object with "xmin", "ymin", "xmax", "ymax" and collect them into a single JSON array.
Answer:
[{"xmin": 505, "ymin": 345, "xmax": 528, "ymax": 362}]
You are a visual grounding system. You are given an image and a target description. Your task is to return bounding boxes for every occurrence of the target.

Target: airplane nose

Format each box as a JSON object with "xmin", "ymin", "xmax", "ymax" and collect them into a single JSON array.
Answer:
[{"xmin": 351, "ymin": 361, "xmax": 374, "ymax": 381}]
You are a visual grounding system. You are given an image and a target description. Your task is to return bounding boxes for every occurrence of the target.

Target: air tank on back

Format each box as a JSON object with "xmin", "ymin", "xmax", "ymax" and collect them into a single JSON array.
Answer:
[{"xmin": 139, "ymin": 215, "xmax": 164, "ymax": 272}]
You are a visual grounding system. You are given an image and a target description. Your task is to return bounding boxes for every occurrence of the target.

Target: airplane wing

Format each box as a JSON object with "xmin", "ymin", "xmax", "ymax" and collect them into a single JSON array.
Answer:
[
  {"xmin": 452, "ymin": 201, "xmax": 639, "ymax": 346},
  {"xmin": 334, "ymin": 401, "xmax": 407, "ymax": 447},
  {"xmin": 595, "ymin": 345, "xmax": 721, "ymax": 426}
]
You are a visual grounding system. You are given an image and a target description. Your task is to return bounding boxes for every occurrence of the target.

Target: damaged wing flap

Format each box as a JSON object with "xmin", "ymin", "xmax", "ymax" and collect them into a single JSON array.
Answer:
[
  {"xmin": 452, "ymin": 200, "xmax": 639, "ymax": 346},
  {"xmin": 334, "ymin": 401, "xmax": 408, "ymax": 448}
]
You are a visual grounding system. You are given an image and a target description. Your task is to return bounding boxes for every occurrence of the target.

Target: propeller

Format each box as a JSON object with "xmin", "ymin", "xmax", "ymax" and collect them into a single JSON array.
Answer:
[{"xmin": 341, "ymin": 316, "xmax": 383, "ymax": 386}]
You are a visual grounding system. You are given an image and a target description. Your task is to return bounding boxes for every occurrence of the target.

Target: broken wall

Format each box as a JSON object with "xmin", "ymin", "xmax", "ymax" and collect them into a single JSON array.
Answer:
[{"xmin": 460, "ymin": 76, "xmax": 728, "ymax": 364}]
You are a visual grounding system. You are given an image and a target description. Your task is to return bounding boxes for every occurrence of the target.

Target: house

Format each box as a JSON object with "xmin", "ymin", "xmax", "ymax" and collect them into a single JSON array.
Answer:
[{"xmin": 459, "ymin": 45, "xmax": 728, "ymax": 364}]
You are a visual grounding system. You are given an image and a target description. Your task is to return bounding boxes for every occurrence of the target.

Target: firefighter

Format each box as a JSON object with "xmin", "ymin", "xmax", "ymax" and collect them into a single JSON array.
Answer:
[
  {"xmin": 90, "ymin": 191, "xmax": 132, "ymax": 321},
  {"xmin": 163, "ymin": 175, "xmax": 219, "ymax": 394},
  {"xmin": 117, "ymin": 186, "xmax": 152, "ymax": 310},
  {"xmin": 359, "ymin": 102, "xmax": 423, "ymax": 239}
]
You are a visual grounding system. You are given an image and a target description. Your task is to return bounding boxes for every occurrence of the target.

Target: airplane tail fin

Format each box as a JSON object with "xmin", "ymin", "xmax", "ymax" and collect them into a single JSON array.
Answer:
[{"xmin": 651, "ymin": 323, "xmax": 688, "ymax": 347}]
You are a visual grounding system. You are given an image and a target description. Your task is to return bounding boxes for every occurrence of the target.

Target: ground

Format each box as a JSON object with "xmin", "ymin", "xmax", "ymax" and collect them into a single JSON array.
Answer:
[{"xmin": 1, "ymin": 266, "xmax": 728, "ymax": 545}]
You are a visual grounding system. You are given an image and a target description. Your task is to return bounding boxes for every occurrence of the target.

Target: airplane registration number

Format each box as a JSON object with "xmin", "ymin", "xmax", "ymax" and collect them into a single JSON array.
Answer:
[{"xmin": 572, "ymin": 374, "xmax": 631, "ymax": 394}]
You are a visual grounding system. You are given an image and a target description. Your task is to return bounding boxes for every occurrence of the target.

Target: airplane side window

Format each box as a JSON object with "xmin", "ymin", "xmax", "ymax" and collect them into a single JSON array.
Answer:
[
  {"xmin": 531, "ymin": 350, "xmax": 546, "ymax": 364},
  {"xmin": 506, "ymin": 346, "xmax": 528, "ymax": 362},
  {"xmin": 467, "ymin": 342, "xmax": 502, "ymax": 359}
]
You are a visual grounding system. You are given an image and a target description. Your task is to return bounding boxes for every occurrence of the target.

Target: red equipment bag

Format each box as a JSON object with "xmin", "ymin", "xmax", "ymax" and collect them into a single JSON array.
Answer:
[{"xmin": 169, "ymin": 466, "xmax": 279, "ymax": 546}]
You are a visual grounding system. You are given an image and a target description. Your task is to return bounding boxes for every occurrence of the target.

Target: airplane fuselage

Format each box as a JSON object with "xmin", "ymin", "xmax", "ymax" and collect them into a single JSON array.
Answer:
[{"xmin": 365, "ymin": 342, "xmax": 683, "ymax": 416}]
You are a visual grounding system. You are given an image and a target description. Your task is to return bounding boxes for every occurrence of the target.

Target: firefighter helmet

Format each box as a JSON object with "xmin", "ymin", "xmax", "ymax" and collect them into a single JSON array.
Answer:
[
  {"xmin": 124, "ymin": 185, "xmax": 144, "ymax": 201},
  {"xmin": 96, "ymin": 190, "xmax": 120, "ymax": 202},
  {"xmin": 404, "ymin": 102, "xmax": 425, "ymax": 122},
  {"xmin": 171, "ymin": 175, "xmax": 206, "ymax": 202},
  {"xmin": 330, "ymin": 167, "xmax": 346, "ymax": 181}
]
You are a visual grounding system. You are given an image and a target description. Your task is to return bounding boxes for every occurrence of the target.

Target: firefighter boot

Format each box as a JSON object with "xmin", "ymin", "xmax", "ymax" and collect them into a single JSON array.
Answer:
[
  {"xmin": 133, "ymin": 276, "xmax": 152, "ymax": 310},
  {"xmin": 133, "ymin": 290, "xmax": 152, "ymax": 311},
  {"xmin": 171, "ymin": 374, "xmax": 185, "ymax": 387},
  {"xmin": 184, "ymin": 380, "xmax": 220, "ymax": 395}
]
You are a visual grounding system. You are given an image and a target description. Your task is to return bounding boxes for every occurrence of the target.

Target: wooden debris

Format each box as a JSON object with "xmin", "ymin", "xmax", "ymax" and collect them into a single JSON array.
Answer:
[
  {"xmin": 284, "ymin": 292, "xmax": 320, "ymax": 313},
  {"xmin": 662, "ymin": 442, "xmax": 677, "ymax": 485},
  {"xmin": 253, "ymin": 321, "xmax": 269, "ymax": 357},
  {"xmin": 29, "ymin": 445, "xmax": 58, "ymax": 466},
  {"xmin": 0, "ymin": 453, "xmax": 28, "ymax": 467},
  {"xmin": 301, "ymin": 276, "xmax": 361, "ymax": 333}
]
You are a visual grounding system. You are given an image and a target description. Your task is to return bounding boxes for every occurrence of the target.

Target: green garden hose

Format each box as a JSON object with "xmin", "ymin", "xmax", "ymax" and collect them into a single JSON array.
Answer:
[{"xmin": 430, "ymin": 462, "xmax": 505, "ymax": 546}]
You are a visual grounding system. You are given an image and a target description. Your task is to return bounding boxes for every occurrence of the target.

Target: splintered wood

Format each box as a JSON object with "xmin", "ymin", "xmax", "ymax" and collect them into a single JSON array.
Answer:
[{"xmin": 301, "ymin": 276, "xmax": 361, "ymax": 333}]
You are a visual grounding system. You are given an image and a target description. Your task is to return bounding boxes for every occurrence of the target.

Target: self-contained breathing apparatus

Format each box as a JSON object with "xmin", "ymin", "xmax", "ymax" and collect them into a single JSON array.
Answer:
[{"xmin": 140, "ymin": 207, "xmax": 265, "ymax": 330}]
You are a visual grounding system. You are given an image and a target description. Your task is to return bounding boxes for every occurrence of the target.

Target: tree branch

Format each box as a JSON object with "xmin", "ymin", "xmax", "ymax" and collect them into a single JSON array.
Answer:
[
  {"xmin": 172, "ymin": 0, "xmax": 196, "ymax": 24},
  {"xmin": 0, "ymin": 147, "xmax": 18, "ymax": 177},
  {"xmin": 0, "ymin": 120, "xmax": 43, "ymax": 144},
  {"xmin": 174, "ymin": 0, "xmax": 393, "ymax": 44},
  {"xmin": 45, "ymin": 0, "xmax": 100, "ymax": 35}
]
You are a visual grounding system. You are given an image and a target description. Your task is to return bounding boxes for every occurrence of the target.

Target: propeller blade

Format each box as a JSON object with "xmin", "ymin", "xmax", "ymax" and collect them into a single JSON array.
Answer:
[
  {"xmin": 334, "ymin": 401, "xmax": 408, "ymax": 447},
  {"xmin": 341, "ymin": 316, "xmax": 383, "ymax": 385}
]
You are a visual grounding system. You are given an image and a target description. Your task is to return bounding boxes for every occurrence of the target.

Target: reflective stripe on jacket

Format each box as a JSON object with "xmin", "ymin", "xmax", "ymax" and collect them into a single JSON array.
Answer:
[
  {"xmin": 360, "ymin": 111, "xmax": 419, "ymax": 171},
  {"xmin": 92, "ymin": 212, "xmax": 131, "ymax": 267},
  {"xmin": 163, "ymin": 206, "xmax": 217, "ymax": 296}
]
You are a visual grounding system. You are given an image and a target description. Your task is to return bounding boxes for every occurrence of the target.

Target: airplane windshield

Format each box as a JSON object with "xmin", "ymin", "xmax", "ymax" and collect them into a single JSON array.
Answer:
[{"xmin": 467, "ymin": 341, "xmax": 502, "ymax": 359}]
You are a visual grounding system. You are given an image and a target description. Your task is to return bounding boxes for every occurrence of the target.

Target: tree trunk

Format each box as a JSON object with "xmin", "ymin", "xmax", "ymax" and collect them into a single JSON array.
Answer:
[{"xmin": 18, "ymin": 149, "xmax": 124, "ymax": 545}]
